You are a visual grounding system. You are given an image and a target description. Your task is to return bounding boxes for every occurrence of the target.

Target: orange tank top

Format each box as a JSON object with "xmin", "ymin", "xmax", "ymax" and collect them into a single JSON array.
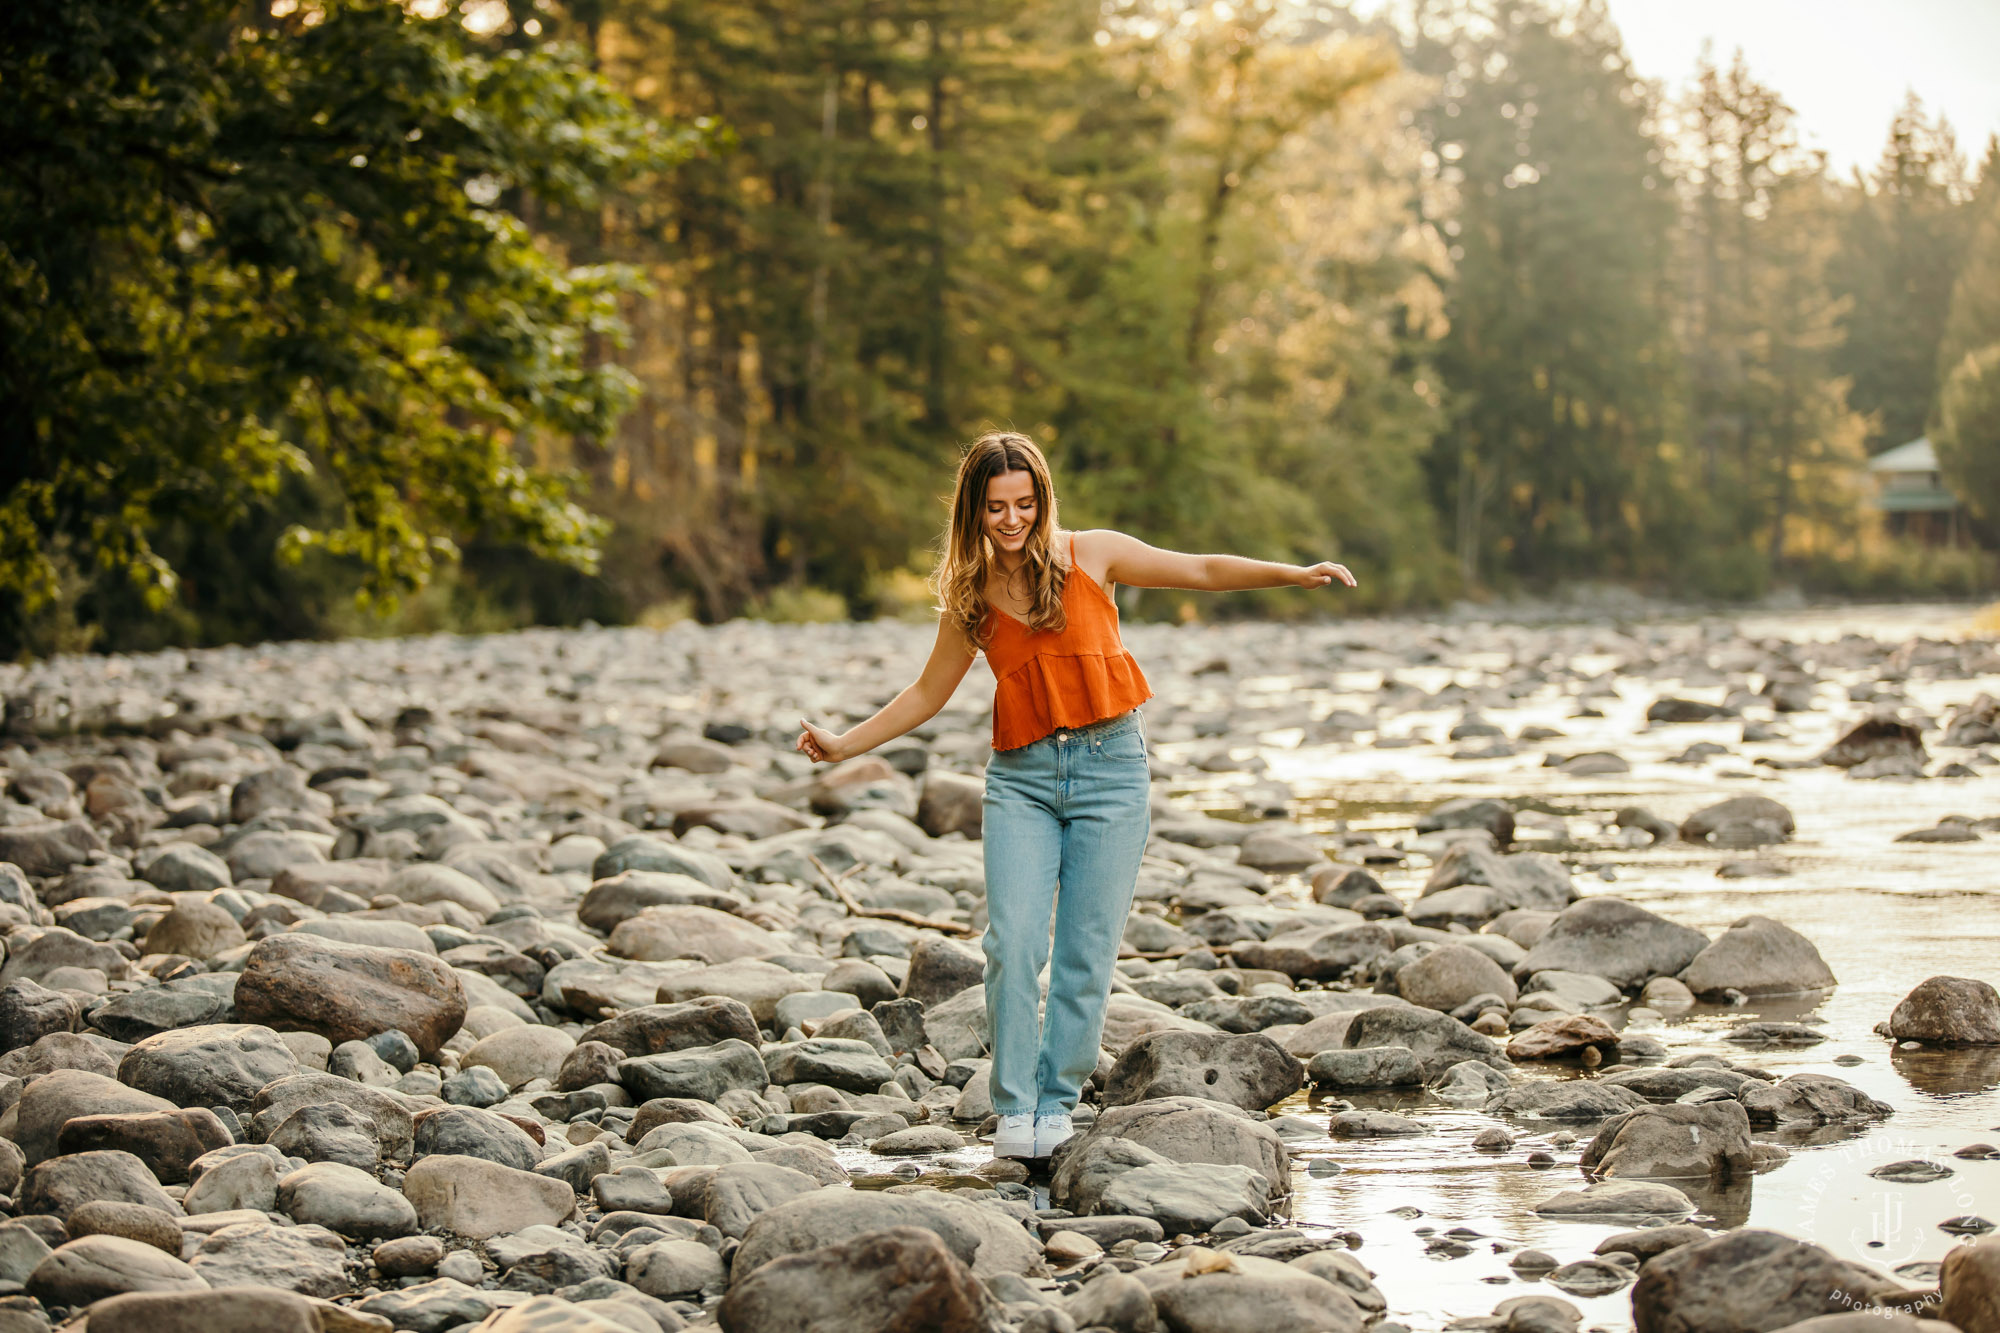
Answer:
[{"xmin": 981, "ymin": 533, "xmax": 1153, "ymax": 751}]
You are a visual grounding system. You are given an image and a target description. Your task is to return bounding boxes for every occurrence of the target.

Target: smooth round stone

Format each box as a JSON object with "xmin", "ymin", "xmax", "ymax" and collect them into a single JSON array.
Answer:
[
  {"xmin": 373, "ymin": 1234, "xmax": 446, "ymax": 1278},
  {"xmin": 1869, "ymin": 1159, "xmax": 1954, "ymax": 1184},
  {"xmin": 867, "ymin": 1125, "xmax": 963, "ymax": 1155}
]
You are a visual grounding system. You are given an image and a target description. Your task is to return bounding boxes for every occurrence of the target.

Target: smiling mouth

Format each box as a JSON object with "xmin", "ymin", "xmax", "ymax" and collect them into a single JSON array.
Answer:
[{"xmin": 997, "ymin": 528, "xmax": 1025, "ymax": 538}]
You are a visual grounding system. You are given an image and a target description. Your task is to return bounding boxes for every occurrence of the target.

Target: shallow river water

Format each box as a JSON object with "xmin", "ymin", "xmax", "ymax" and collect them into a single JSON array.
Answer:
[{"xmin": 854, "ymin": 600, "xmax": 2000, "ymax": 1332}]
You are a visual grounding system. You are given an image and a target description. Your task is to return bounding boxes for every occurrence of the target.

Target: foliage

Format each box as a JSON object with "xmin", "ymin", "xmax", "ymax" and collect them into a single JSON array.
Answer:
[{"xmin": 0, "ymin": 0, "xmax": 699, "ymax": 655}]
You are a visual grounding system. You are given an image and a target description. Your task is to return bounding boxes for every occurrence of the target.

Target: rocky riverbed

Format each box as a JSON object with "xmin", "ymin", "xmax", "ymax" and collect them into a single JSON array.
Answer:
[{"xmin": 0, "ymin": 602, "xmax": 1995, "ymax": 1333}]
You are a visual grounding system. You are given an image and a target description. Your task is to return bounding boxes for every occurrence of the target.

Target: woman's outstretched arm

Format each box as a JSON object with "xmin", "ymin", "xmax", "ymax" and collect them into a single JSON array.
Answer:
[
  {"xmin": 797, "ymin": 615, "xmax": 978, "ymax": 765},
  {"xmin": 1085, "ymin": 529, "xmax": 1356, "ymax": 593}
]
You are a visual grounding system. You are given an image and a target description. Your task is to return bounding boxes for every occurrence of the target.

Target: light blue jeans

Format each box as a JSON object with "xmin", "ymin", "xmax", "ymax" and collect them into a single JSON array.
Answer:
[{"xmin": 980, "ymin": 707, "xmax": 1152, "ymax": 1116}]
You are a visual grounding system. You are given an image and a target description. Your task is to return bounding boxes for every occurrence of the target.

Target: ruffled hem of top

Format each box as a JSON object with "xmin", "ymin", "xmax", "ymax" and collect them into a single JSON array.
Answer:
[{"xmin": 990, "ymin": 650, "xmax": 1153, "ymax": 751}]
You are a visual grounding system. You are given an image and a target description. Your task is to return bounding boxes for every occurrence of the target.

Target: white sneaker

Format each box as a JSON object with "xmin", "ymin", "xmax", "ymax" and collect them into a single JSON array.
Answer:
[
  {"xmin": 992, "ymin": 1112, "xmax": 1036, "ymax": 1158},
  {"xmin": 1033, "ymin": 1112, "xmax": 1074, "ymax": 1157}
]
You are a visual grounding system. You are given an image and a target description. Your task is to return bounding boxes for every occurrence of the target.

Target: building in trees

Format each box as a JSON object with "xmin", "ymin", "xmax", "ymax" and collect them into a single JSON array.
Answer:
[{"xmin": 1866, "ymin": 437, "xmax": 1970, "ymax": 546}]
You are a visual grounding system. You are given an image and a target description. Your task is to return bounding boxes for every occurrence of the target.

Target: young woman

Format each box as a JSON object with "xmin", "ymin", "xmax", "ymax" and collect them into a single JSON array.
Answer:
[{"xmin": 796, "ymin": 431, "xmax": 1355, "ymax": 1160}]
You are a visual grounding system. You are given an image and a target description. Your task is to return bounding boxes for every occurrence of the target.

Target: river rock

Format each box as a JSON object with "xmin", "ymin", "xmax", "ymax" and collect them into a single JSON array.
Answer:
[
  {"xmin": 718, "ymin": 1223, "xmax": 996, "ymax": 1333},
  {"xmin": 1534, "ymin": 1179, "xmax": 1694, "ymax": 1218},
  {"xmin": 277, "ymin": 1161, "xmax": 418, "ymax": 1238},
  {"xmin": 0, "ymin": 978, "xmax": 83, "ymax": 1053},
  {"xmin": 1515, "ymin": 898, "xmax": 1710, "ymax": 990},
  {"xmin": 762, "ymin": 1037, "xmax": 896, "ymax": 1093},
  {"xmin": 141, "ymin": 900, "xmax": 248, "ymax": 959},
  {"xmin": 580, "ymin": 996, "xmax": 761, "ymax": 1057},
  {"xmin": 733, "ymin": 1188, "xmax": 1046, "ymax": 1281},
  {"xmin": 188, "ymin": 1220, "xmax": 348, "ymax": 1296},
  {"xmin": 1737, "ymin": 1073, "xmax": 1894, "ymax": 1126},
  {"xmin": 234, "ymin": 933, "xmax": 468, "ymax": 1057},
  {"xmin": 252, "ymin": 1072, "xmax": 416, "ymax": 1157},
  {"xmin": 1941, "ymin": 1236, "xmax": 2000, "ymax": 1333},
  {"xmin": 1101, "ymin": 1031, "xmax": 1303, "ymax": 1111},
  {"xmin": 402, "ymin": 1154, "xmax": 576, "ymax": 1239},
  {"xmin": 1507, "ymin": 1014, "xmax": 1620, "ymax": 1062},
  {"xmin": 1399, "ymin": 943, "xmax": 1520, "ymax": 1011},
  {"xmin": 116, "ymin": 1023, "xmax": 301, "ymax": 1114},
  {"xmin": 1341, "ymin": 1005, "xmax": 1509, "ymax": 1081},
  {"xmin": 412, "ymin": 1105, "xmax": 541, "ymax": 1170},
  {"xmin": 1134, "ymin": 1250, "xmax": 1367, "ymax": 1333},
  {"xmin": 21, "ymin": 1149, "xmax": 182, "ymax": 1221},
  {"xmin": 1579, "ymin": 1101, "xmax": 1774, "ymax": 1180},
  {"xmin": 1485, "ymin": 1081, "xmax": 1648, "ymax": 1120},
  {"xmin": 618, "ymin": 1038, "xmax": 770, "ymax": 1102},
  {"xmin": 26, "ymin": 1234, "xmax": 208, "ymax": 1304},
  {"xmin": 183, "ymin": 1150, "xmax": 280, "ymax": 1213},
  {"xmin": 1679, "ymin": 795, "xmax": 1796, "ymax": 844},
  {"xmin": 58, "ymin": 1108, "xmax": 233, "ymax": 1184},
  {"xmin": 607, "ymin": 904, "xmax": 790, "ymax": 965},
  {"xmin": 1889, "ymin": 976, "xmax": 2000, "ymax": 1045},
  {"xmin": 653, "ymin": 960, "xmax": 813, "ymax": 1024},
  {"xmin": 1818, "ymin": 716, "xmax": 1927, "ymax": 769},
  {"xmin": 1631, "ymin": 1228, "xmax": 1919, "ymax": 1333},
  {"xmin": 1306, "ymin": 1045, "xmax": 1422, "ymax": 1089},
  {"xmin": 1678, "ymin": 915, "xmax": 1836, "ymax": 997}
]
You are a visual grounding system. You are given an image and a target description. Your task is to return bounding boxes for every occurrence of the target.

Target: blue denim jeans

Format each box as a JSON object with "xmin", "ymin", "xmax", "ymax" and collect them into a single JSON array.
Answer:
[{"xmin": 980, "ymin": 707, "xmax": 1151, "ymax": 1116}]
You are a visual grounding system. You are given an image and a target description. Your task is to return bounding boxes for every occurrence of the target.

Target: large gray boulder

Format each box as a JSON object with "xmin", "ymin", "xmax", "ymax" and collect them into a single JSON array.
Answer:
[
  {"xmin": 717, "ymin": 1224, "xmax": 999, "ymax": 1333},
  {"xmin": 1397, "ymin": 943, "xmax": 1519, "ymax": 1011},
  {"xmin": 233, "ymin": 933, "xmax": 467, "ymax": 1057},
  {"xmin": 1888, "ymin": 976, "xmax": 2000, "ymax": 1045},
  {"xmin": 1678, "ymin": 916, "xmax": 1836, "ymax": 998},
  {"xmin": 1579, "ymin": 1101, "xmax": 1779, "ymax": 1180},
  {"xmin": 733, "ymin": 1189, "xmax": 1046, "ymax": 1283},
  {"xmin": 579, "ymin": 996, "xmax": 761, "ymax": 1056},
  {"xmin": 618, "ymin": 1039, "xmax": 771, "ymax": 1103},
  {"xmin": 1101, "ymin": 1031, "xmax": 1303, "ymax": 1111},
  {"xmin": 1340, "ymin": 1005, "xmax": 1509, "ymax": 1081},
  {"xmin": 1515, "ymin": 898, "xmax": 1710, "ymax": 991},
  {"xmin": 116, "ymin": 1024, "xmax": 301, "ymax": 1115},
  {"xmin": 1134, "ymin": 1253, "xmax": 1368, "ymax": 1333},
  {"xmin": 1630, "ymin": 1229, "xmax": 1922, "ymax": 1333},
  {"xmin": 15, "ymin": 1069, "xmax": 178, "ymax": 1167}
]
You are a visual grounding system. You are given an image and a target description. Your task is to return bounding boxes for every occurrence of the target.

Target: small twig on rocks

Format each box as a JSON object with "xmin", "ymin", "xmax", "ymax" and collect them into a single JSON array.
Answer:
[{"xmin": 806, "ymin": 851, "xmax": 977, "ymax": 937}]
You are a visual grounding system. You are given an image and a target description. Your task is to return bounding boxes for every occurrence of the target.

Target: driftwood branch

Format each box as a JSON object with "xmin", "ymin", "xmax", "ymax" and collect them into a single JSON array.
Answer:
[{"xmin": 806, "ymin": 852, "xmax": 977, "ymax": 937}]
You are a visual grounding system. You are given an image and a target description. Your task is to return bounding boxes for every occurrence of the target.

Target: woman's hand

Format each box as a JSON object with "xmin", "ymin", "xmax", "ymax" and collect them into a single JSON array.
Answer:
[
  {"xmin": 1296, "ymin": 561, "xmax": 1357, "ymax": 589},
  {"xmin": 796, "ymin": 717, "xmax": 845, "ymax": 765}
]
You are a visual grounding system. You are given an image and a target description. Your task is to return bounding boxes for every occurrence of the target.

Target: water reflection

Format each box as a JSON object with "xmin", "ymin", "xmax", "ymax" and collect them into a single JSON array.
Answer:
[{"xmin": 1890, "ymin": 1044, "xmax": 2000, "ymax": 1097}]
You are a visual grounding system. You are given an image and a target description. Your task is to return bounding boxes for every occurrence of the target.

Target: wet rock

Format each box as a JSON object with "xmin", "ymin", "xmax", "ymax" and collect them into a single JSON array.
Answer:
[
  {"xmin": 402, "ymin": 1154, "xmax": 576, "ymax": 1239},
  {"xmin": 26, "ymin": 1234, "xmax": 208, "ymax": 1304},
  {"xmin": 1422, "ymin": 843, "xmax": 1574, "ymax": 913},
  {"xmin": 1889, "ymin": 976, "xmax": 2000, "ymax": 1045},
  {"xmin": 1101, "ymin": 1031, "xmax": 1302, "ymax": 1111},
  {"xmin": 1330, "ymin": 1109, "xmax": 1424, "ymax": 1137},
  {"xmin": 1515, "ymin": 898, "xmax": 1710, "ymax": 991},
  {"xmin": 1678, "ymin": 795, "xmax": 1795, "ymax": 844},
  {"xmin": 117, "ymin": 1023, "xmax": 301, "ymax": 1114},
  {"xmin": 1306, "ymin": 1045, "xmax": 1421, "ymax": 1089},
  {"xmin": 1534, "ymin": 1179, "xmax": 1694, "ymax": 1218},
  {"xmin": 1580, "ymin": 1101, "xmax": 1777, "ymax": 1180},
  {"xmin": 233, "ymin": 933, "xmax": 468, "ymax": 1057},
  {"xmin": 1484, "ymin": 1081, "xmax": 1647, "ymax": 1121},
  {"xmin": 1819, "ymin": 716, "xmax": 1927, "ymax": 769},
  {"xmin": 1678, "ymin": 915, "xmax": 1836, "ymax": 998},
  {"xmin": 1630, "ymin": 1228, "xmax": 1921, "ymax": 1333},
  {"xmin": 1506, "ymin": 1014, "xmax": 1620, "ymax": 1063},
  {"xmin": 1416, "ymin": 798, "xmax": 1515, "ymax": 846},
  {"xmin": 1229, "ymin": 924, "xmax": 1394, "ymax": 981},
  {"xmin": 1647, "ymin": 697, "xmax": 1732, "ymax": 723},
  {"xmin": 1340, "ymin": 1005, "xmax": 1509, "ymax": 1081},
  {"xmin": 718, "ymin": 1223, "xmax": 996, "ymax": 1333},
  {"xmin": 1737, "ymin": 1073, "xmax": 1894, "ymax": 1126},
  {"xmin": 70, "ymin": 1288, "xmax": 345, "ymax": 1333}
]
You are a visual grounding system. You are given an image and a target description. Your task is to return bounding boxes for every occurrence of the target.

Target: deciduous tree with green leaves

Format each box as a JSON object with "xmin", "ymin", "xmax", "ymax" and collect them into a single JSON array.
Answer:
[{"xmin": 0, "ymin": 0, "xmax": 699, "ymax": 653}]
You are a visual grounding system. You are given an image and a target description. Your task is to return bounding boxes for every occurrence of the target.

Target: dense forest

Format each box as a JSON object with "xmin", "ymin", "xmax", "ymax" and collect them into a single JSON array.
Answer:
[{"xmin": 5, "ymin": 0, "xmax": 1998, "ymax": 658}]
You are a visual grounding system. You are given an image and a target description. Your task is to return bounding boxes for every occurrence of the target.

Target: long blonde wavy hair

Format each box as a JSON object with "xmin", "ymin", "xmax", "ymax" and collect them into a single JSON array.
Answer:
[{"xmin": 934, "ymin": 432, "xmax": 1070, "ymax": 651}]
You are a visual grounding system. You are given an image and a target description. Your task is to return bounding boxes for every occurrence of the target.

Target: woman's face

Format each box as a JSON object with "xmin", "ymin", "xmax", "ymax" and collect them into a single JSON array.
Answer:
[{"xmin": 982, "ymin": 468, "xmax": 1038, "ymax": 558}]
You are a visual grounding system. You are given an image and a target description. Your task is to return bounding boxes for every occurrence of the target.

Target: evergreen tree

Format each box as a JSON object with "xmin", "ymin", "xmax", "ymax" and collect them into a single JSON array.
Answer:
[
  {"xmin": 1932, "ymin": 154, "xmax": 2000, "ymax": 533},
  {"xmin": 1832, "ymin": 94, "xmax": 1974, "ymax": 452}
]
